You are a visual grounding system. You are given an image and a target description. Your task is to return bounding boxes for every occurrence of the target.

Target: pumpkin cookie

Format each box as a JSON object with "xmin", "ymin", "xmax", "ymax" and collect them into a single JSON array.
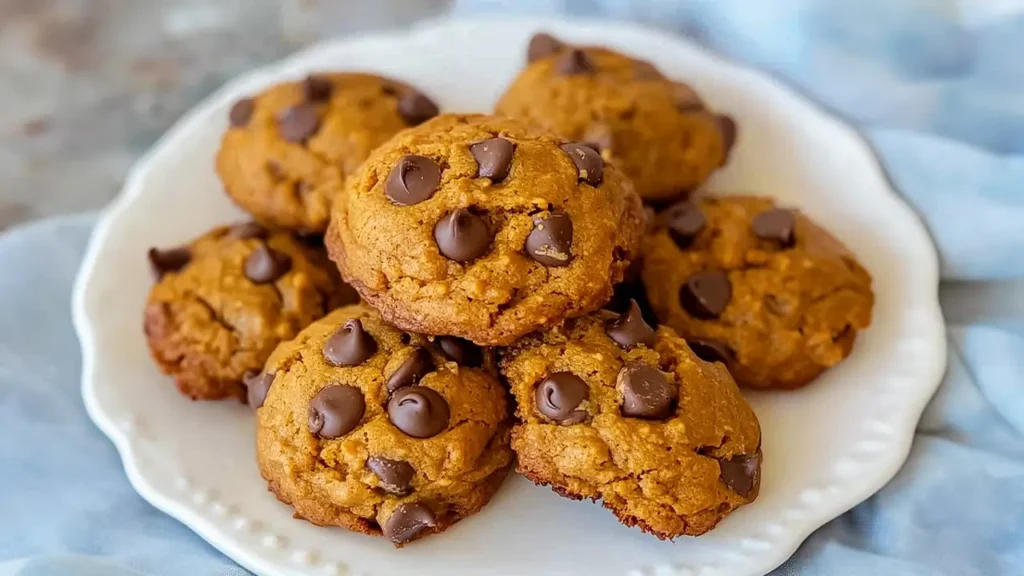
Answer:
[
  {"xmin": 144, "ymin": 222, "xmax": 355, "ymax": 400},
  {"xmin": 254, "ymin": 305, "xmax": 512, "ymax": 546},
  {"xmin": 643, "ymin": 196, "xmax": 874, "ymax": 389},
  {"xmin": 326, "ymin": 113, "xmax": 644, "ymax": 346},
  {"xmin": 495, "ymin": 33, "xmax": 734, "ymax": 203},
  {"xmin": 501, "ymin": 308, "xmax": 762, "ymax": 538},
  {"xmin": 216, "ymin": 73, "xmax": 439, "ymax": 233}
]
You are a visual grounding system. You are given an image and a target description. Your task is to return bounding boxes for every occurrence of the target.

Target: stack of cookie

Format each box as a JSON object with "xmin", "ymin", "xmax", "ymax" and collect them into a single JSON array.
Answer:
[{"xmin": 144, "ymin": 32, "xmax": 874, "ymax": 547}]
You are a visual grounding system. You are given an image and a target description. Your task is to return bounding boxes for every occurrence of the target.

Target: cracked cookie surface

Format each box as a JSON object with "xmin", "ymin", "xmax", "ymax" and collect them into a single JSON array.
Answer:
[
  {"xmin": 254, "ymin": 304, "xmax": 512, "ymax": 546},
  {"xmin": 216, "ymin": 73, "xmax": 439, "ymax": 233},
  {"xmin": 144, "ymin": 223, "xmax": 354, "ymax": 400},
  {"xmin": 643, "ymin": 195, "xmax": 874, "ymax": 390},
  {"xmin": 495, "ymin": 33, "xmax": 733, "ymax": 203},
  {"xmin": 326, "ymin": 113, "xmax": 644, "ymax": 346},
  {"xmin": 501, "ymin": 309, "xmax": 761, "ymax": 538}
]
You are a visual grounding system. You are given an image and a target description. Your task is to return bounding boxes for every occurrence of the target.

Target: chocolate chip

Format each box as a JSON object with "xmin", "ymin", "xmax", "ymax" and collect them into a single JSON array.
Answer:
[
  {"xmin": 525, "ymin": 212, "xmax": 573, "ymax": 267},
  {"xmin": 147, "ymin": 246, "xmax": 190, "ymax": 278},
  {"xmin": 470, "ymin": 138, "xmax": 515, "ymax": 182},
  {"xmin": 276, "ymin": 103, "xmax": 320, "ymax": 143},
  {"xmin": 560, "ymin": 143, "xmax": 603, "ymax": 186},
  {"xmin": 664, "ymin": 201, "xmax": 706, "ymax": 248},
  {"xmin": 619, "ymin": 364, "xmax": 677, "ymax": 420},
  {"xmin": 384, "ymin": 502, "xmax": 436, "ymax": 545},
  {"xmin": 582, "ymin": 123, "xmax": 613, "ymax": 154},
  {"xmin": 302, "ymin": 75, "xmax": 333, "ymax": 102},
  {"xmin": 323, "ymin": 319, "xmax": 378, "ymax": 366},
  {"xmin": 243, "ymin": 371, "xmax": 274, "ymax": 409},
  {"xmin": 688, "ymin": 340, "xmax": 731, "ymax": 365},
  {"xmin": 719, "ymin": 452, "xmax": 761, "ymax": 497},
  {"xmin": 397, "ymin": 91, "xmax": 439, "ymax": 126},
  {"xmin": 230, "ymin": 221, "xmax": 269, "ymax": 240},
  {"xmin": 535, "ymin": 372, "xmax": 589, "ymax": 424},
  {"xmin": 244, "ymin": 244, "xmax": 292, "ymax": 284},
  {"xmin": 385, "ymin": 155, "xmax": 441, "ymax": 206},
  {"xmin": 555, "ymin": 48, "xmax": 595, "ymax": 75},
  {"xmin": 527, "ymin": 32, "xmax": 565, "ymax": 62},
  {"xmin": 716, "ymin": 114, "xmax": 737, "ymax": 162},
  {"xmin": 679, "ymin": 269, "xmax": 731, "ymax": 319},
  {"xmin": 386, "ymin": 347, "xmax": 434, "ymax": 393},
  {"xmin": 388, "ymin": 386, "xmax": 450, "ymax": 438},
  {"xmin": 434, "ymin": 209, "xmax": 491, "ymax": 262},
  {"xmin": 606, "ymin": 299, "xmax": 656, "ymax": 348},
  {"xmin": 367, "ymin": 456, "xmax": 415, "ymax": 496},
  {"xmin": 435, "ymin": 336, "xmax": 483, "ymax": 368},
  {"xmin": 229, "ymin": 98, "xmax": 254, "ymax": 127},
  {"xmin": 752, "ymin": 208, "xmax": 795, "ymax": 247},
  {"xmin": 308, "ymin": 385, "xmax": 365, "ymax": 439}
]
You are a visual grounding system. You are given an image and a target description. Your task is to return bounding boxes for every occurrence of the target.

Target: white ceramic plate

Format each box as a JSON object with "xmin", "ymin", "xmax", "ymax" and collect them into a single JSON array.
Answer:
[{"xmin": 72, "ymin": 17, "xmax": 946, "ymax": 576}]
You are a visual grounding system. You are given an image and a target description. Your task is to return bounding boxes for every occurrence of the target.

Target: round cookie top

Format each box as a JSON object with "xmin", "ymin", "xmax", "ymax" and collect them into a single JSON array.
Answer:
[
  {"xmin": 216, "ymin": 73, "xmax": 439, "ymax": 233},
  {"xmin": 144, "ymin": 223, "xmax": 354, "ymax": 401},
  {"xmin": 327, "ymin": 113, "xmax": 645, "ymax": 346},
  {"xmin": 495, "ymin": 33, "xmax": 734, "ymax": 203},
  {"xmin": 642, "ymin": 195, "xmax": 874, "ymax": 390},
  {"xmin": 254, "ymin": 304, "xmax": 512, "ymax": 547},
  {"xmin": 501, "ymin": 307, "xmax": 761, "ymax": 539}
]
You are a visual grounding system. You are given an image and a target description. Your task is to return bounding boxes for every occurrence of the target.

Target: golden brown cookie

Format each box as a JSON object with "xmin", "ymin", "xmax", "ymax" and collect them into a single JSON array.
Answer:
[
  {"xmin": 643, "ymin": 196, "xmax": 874, "ymax": 390},
  {"xmin": 143, "ymin": 223, "xmax": 355, "ymax": 400},
  {"xmin": 254, "ymin": 305, "xmax": 512, "ymax": 547},
  {"xmin": 501, "ymin": 308, "xmax": 762, "ymax": 539},
  {"xmin": 495, "ymin": 33, "xmax": 734, "ymax": 203},
  {"xmin": 216, "ymin": 73, "xmax": 440, "ymax": 233},
  {"xmin": 326, "ymin": 113, "xmax": 644, "ymax": 346}
]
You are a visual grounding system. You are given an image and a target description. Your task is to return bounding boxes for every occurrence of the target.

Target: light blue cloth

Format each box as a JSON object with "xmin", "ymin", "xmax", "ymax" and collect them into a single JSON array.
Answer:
[{"xmin": 3, "ymin": 2, "xmax": 1024, "ymax": 574}]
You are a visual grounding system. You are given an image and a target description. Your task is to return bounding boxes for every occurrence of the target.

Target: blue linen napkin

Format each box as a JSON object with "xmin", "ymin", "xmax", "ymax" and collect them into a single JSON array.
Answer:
[{"xmin": 3, "ymin": 2, "xmax": 1024, "ymax": 574}]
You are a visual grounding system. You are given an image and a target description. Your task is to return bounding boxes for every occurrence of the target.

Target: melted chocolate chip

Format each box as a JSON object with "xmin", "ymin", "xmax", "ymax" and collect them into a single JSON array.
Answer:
[
  {"xmin": 384, "ymin": 502, "xmax": 436, "ymax": 545},
  {"xmin": 244, "ymin": 244, "xmax": 292, "ymax": 284},
  {"xmin": 717, "ymin": 114, "xmax": 737, "ymax": 163},
  {"xmin": 663, "ymin": 201, "xmax": 706, "ymax": 249},
  {"xmin": 435, "ymin": 336, "xmax": 483, "ymax": 368},
  {"xmin": 679, "ymin": 269, "xmax": 731, "ymax": 319},
  {"xmin": 243, "ymin": 371, "xmax": 274, "ymax": 409},
  {"xmin": 619, "ymin": 364, "xmax": 677, "ymax": 420},
  {"xmin": 147, "ymin": 246, "xmax": 190, "ymax": 278},
  {"xmin": 323, "ymin": 319, "xmax": 378, "ymax": 366},
  {"xmin": 433, "ymin": 209, "xmax": 491, "ymax": 262},
  {"xmin": 752, "ymin": 208, "xmax": 796, "ymax": 247},
  {"xmin": 535, "ymin": 372, "xmax": 589, "ymax": 424},
  {"xmin": 230, "ymin": 221, "xmax": 269, "ymax": 240},
  {"xmin": 276, "ymin": 103, "xmax": 320, "ymax": 143},
  {"xmin": 527, "ymin": 32, "xmax": 565, "ymax": 62},
  {"xmin": 470, "ymin": 137, "xmax": 515, "ymax": 182},
  {"xmin": 386, "ymin": 347, "xmax": 435, "ymax": 393},
  {"xmin": 525, "ymin": 211, "xmax": 573, "ymax": 267},
  {"xmin": 302, "ymin": 75, "xmax": 333, "ymax": 102},
  {"xmin": 606, "ymin": 299, "xmax": 656, "ymax": 348},
  {"xmin": 308, "ymin": 385, "xmax": 365, "ymax": 439},
  {"xmin": 228, "ymin": 98, "xmax": 254, "ymax": 127},
  {"xmin": 688, "ymin": 340, "xmax": 731, "ymax": 365},
  {"xmin": 719, "ymin": 452, "xmax": 761, "ymax": 497},
  {"xmin": 385, "ymin": 155, "xmax": 442, "ymax": 206},
  {"xmin": 388, "ymin": 386, "xmax": 450, "ymax": 438},
  {"xmin": 555, "ymin": 48, "xmax": 595, "ymax": 75},
  {"xmin": 560, "ymin": 143, "xmax": 603, "ymax": 186},
  {"xmin": 367, "ymin": 456, "xmax": 415, "ymax": 496},
  {"xmin": 397, "ymin": 91, "xmax": 439, "ymax": 126}
]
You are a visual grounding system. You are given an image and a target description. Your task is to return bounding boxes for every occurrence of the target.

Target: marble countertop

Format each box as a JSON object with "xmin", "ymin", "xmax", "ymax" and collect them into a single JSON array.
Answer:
[{"xmin": 0, "ymin": 0, "xmax": 451, "ymax": 230}]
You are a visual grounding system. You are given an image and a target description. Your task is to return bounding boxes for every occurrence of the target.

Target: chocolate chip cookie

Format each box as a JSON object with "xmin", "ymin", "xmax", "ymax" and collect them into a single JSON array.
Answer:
[
  {"xmin": 144, "ymin": 222, "xmax": 355, "ymax": 400},
  {"xmin": 327, "ymin": 113, "xmax": 644, "ymax": 346},
  {"xmin": 216, "ymin": 73, "xmax": 440, "ymax": 233},
  {"xmin": 501, "ymin": 308, "xmax": 762, "ymax": 538},
  {"xmin": 643, "ymin": 195, "xmax": 874, "ymax": 390},
  {"xmin": 495, "ymin": 33, "xmax": 734, "ymax": 203},
  {"xmin": 254, "ymin": 304, "xmax": 512, "ymax": 546}
]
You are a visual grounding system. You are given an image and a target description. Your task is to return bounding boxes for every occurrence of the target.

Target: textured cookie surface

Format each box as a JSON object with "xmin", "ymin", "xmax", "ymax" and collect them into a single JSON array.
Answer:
[
  {"xmin": 643, "ymin": 195, "xmax": 874, "ymax": 390},
  {"xmin": 501, "ymin": 309, "xmax": 762, "ymax": 538},
  {"xmin": 255, "ymin": 305, "xmax": 512, "ymax": 546},
  {"xmin": 144, "ymin": 223, "xmax": 353, "ymax": 400},
  {"xmin": 327, "ymin": 113, "xmax": 644, "ymax": 346},
  {"xmin": 495, "ymin": 33, "xmax": 733, "ymax": 203},
  {"xmin": 216, "ymin": 73, "xmax": 439, "ymax": 232}
]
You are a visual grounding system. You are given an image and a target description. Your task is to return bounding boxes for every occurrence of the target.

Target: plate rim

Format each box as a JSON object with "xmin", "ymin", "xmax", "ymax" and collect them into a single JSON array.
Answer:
[{"xmin": 71, "ymin": 15, "xmax": 948, "ymax": 576}]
